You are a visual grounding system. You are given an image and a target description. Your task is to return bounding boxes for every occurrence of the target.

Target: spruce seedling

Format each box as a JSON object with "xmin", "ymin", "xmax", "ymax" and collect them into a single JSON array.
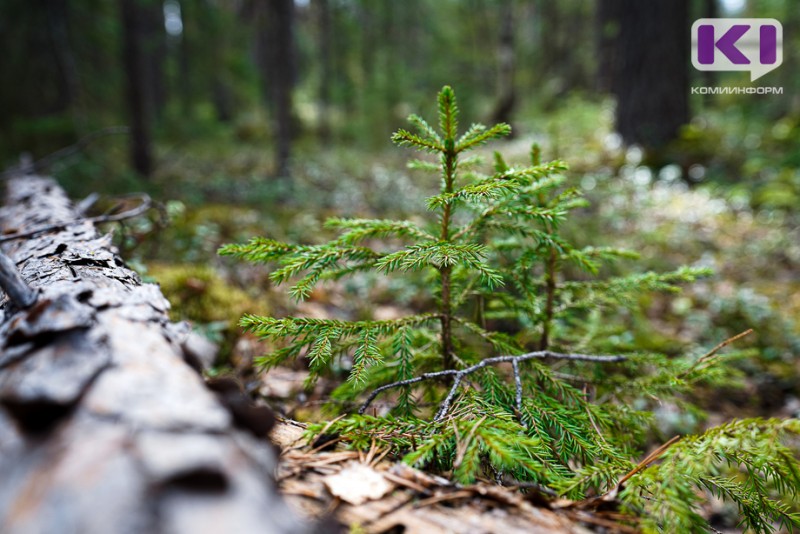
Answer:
[{"xmin": 221, "ymin": 86, "xmax": 800, "ymax": 532}]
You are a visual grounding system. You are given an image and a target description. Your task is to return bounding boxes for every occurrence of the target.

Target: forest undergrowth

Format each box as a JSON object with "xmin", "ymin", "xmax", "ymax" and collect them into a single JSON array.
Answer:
[{"xmin": 216, "ymin": 87, "xmax": 800, "ymax": 533}]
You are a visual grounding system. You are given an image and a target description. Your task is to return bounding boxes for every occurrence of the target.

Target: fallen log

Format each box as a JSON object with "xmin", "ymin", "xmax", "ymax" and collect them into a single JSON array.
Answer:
[{"xmin": 0, "ymin": 174, "xmax": 309, "ymax": 534}]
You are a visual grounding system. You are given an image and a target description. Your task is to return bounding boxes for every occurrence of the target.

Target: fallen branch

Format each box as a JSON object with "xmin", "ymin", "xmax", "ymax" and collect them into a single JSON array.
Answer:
[
  {"xmin": 680, "ymin": 328, "xmax": 753, "ymax": 378},
  {"xmin": 0, "ymin": 175, "xmax": 307, "ymax": 533},
  {"xmin": 0, "ymin": 192, "xmax": 151, "ymax": 243},
  {"xmin": 0, "ymin": 249, "xmax": 37, "ymax": 308},
  {"xmin": 613, "ymin": 434, "xmax": 681, "ymax": 490},
  {"xmin": 358, "ymin": 350, "xmax": 626, "ymax": 420}
]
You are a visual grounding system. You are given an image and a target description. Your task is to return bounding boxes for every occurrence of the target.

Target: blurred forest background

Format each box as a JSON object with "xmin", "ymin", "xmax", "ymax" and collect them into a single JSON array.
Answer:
[{"xmin": 1, "ymin": 0, "xmax": 799, "ymax": 423}]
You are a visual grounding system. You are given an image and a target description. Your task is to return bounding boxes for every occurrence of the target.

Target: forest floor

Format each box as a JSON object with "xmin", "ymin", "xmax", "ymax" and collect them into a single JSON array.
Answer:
[
  {"xmin": 50, "ymin": 98, "xmax": 799, "ymax": 532},
  {"xmin": 137, "ymin": 131, "xmax": 800, "ymax": 419},
  {"xmin": 270, "ymin": 419, "xmax": 630, "ymax": 533},
  {"xmin": 139, "ymin": 141, "xmax": 798, "ymax": 532}
]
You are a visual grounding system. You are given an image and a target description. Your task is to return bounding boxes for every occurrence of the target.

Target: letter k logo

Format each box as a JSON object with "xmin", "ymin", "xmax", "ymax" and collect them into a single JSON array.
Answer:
[
  {"xmin": 697, "ymin": 24, "xmax": 750, "ymax": 64},
  {"xmin": 692, "ymin": 18, "xmax": 783, "ymax": 81}
]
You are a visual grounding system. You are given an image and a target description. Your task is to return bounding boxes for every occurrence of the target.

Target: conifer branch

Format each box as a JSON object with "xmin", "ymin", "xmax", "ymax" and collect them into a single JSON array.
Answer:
[
  {"xmin": 450, "ymin": 164, "xmax": 568, "ymax": 241},
  {"xmin": 437, "ymin": 85, "xmax": 459, "ymax": 141},
  {"xmin": 358, "ymin": 350, "xmax": 626, "ymax": 419},
  {"xmin": 456, "ymin": 122, "xmax": 511, "ymax": 152},
  {"xmin": 391, "ymin": 129, "xmax": 444, "ymax": 153},
  {"xmin": 539, "ymin": 246, "xmax": 557, "ymax": 350},
  {"xmin": 326, "ymin": 218, "xmax": 436, "ymax": 244},
  {"xmin": 407, "ymin": 114, "xmax": 442, "ymax": 144}
]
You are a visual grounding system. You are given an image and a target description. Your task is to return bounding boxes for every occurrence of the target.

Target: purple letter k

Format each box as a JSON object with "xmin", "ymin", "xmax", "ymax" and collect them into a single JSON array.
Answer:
[{"xmin": 698, "ymin": 24, "xmax": 750, "ymax": 64}]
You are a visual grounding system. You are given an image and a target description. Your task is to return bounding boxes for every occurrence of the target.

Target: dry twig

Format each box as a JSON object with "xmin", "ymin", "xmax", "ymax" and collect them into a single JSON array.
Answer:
[
  {"xmin": 681, "ymin": 329, "xmax": 754, "ymax": 378},
  {"xmin": 358, "ymin": 350, "xmax": 626, "ymax": 420},
  {"xmin": 0, "ymin": 250, "xmax": 37, "ymax": 308},
  {"xmin": 0, "ymin": 192, "xmax": 152, "ymax": 244}
]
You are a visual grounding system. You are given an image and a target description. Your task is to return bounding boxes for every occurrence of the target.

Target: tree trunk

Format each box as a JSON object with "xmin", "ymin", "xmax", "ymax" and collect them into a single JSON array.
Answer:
[
  {"xmin": 781, "ymin": 0, "xmax": 800, "ymax": 114},
  {"xmin": 212, "ymin": 80, "xmax": 234, "ymax": 122},
  {"xmin": 198, "ymin": 1, "xmax": 235, "ymax": 123},
  {"xmin": 257, "ymin": 0, "xmax": 296, "ymax": 180},
  {"xmin": 595, "ymin": 0, "xmax": 622, "ymax": 93},
  {"xmin": 44, "ymin": 0, "xmax": 80, "ymax": 121},
  {"xmin": 119, "ymin": 0, "xmax": 154, "ymax": 177},
  {"xmin": 178, "ymin": 0, "xmax": 193, "ymax": 116},
  {"xmin": 142, "ymin": 0, "xmax": 167, "ymax": 121},
  {"xmin": 0, "ymin": 173, "xmax": 307, "ymax": 534},
  {"xmin": 598, "ymin": 0, "xmax": 690, "ymax": 150},
  {"xmin": 491, "ymin": 0, "xmax": 516, "ymax": 129},
  {"xmin": 314, "ymin": 0, "xmax": 332, "ymax": 142}
]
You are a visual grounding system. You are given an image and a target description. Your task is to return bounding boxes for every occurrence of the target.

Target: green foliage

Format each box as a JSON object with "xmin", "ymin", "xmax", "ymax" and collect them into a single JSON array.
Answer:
[
  {"xmin": 146, "ymin": 262, "xmax": 267, "ymax": 360},
  {"xmin": 147, "ymin": 262, "xmax": 265, "ymax": 325},
  {"xmin": 222, "ymin": 87, "xmax": 800, "ymax": 531},
  {"xmin": 622, "ymin": 418, "xmax": 800, "ymax": 533}
]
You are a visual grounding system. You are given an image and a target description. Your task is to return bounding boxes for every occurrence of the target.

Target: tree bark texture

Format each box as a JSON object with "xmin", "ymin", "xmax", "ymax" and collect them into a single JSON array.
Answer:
[
  {"xmin": 598, "ymin": 0, "xmax": 690, "ymax": 150},
  {"xmin": 0, "ymin": 174, "xmax": 307, "ymax": 534}
]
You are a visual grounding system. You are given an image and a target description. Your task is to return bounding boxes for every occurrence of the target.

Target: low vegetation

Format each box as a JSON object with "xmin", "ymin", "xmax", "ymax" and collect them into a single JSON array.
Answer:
[{"xmin": 222, "ymin": 87, "xmax": 800, "ymax": 533}]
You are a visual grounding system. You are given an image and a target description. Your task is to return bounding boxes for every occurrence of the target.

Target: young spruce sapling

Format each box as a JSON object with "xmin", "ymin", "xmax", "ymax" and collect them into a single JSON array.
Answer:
[{"xmin": 221, "ymin": 86, "xmax": 800, "ymax": 533}]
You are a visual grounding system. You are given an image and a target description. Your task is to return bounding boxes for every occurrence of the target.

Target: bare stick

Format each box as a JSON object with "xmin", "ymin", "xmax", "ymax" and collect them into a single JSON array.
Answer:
[
  {"xmin": 0, "ymin": 250, "xmax": 37, "ymax": 309},
  {"xmin": 617, "ymin": 435, "xmax": 681, "ymax": 488},
  {"xmin": 512, "ymin": 358, "xmax": 523, "ymax": 415},
  {"xmin": 0, "ymin": 193, "xmax": 151, "ymax": 244},
  {"xmin": 358, "ymin": 350, "xmax": 626, "ymax": 420},
  {"xmin": 600, "ymin": 434, "xmax": 681, "ymax": 502},
  {"xmin": 680, "ymin": 329, "xmax": 753, "ymax": 378},
  {"xmin": 434, "ymin": 373, "xmax": 464, "ymax": 420}
]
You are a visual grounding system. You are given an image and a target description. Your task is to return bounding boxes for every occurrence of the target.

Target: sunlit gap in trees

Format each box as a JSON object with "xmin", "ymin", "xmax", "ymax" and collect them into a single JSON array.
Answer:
[
  {"xmin": 163, "ymin": 0, "xmax": 183, "ymax": 37},
  {"xmin": 720, "ymin": 0, "xmax": 746, "ymax": 14}
]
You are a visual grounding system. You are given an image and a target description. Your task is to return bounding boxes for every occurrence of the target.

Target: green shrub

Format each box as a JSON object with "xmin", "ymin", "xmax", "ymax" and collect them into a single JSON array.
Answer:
[{"xmin": 221, "ymin": 86, "xmax": 800, "ymax": 533}]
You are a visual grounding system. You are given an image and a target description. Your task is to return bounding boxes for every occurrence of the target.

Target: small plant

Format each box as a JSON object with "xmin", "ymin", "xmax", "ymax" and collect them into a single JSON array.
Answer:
[{"xmin": 221, "ymin": 86, "xmax": 800, "ymax": 532}]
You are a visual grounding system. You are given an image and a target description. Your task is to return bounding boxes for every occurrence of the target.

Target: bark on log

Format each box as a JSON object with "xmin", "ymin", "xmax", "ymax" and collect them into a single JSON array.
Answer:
[{"xmin": 0, "ymin": 175, "xmax": 308, "ymax": 534}]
